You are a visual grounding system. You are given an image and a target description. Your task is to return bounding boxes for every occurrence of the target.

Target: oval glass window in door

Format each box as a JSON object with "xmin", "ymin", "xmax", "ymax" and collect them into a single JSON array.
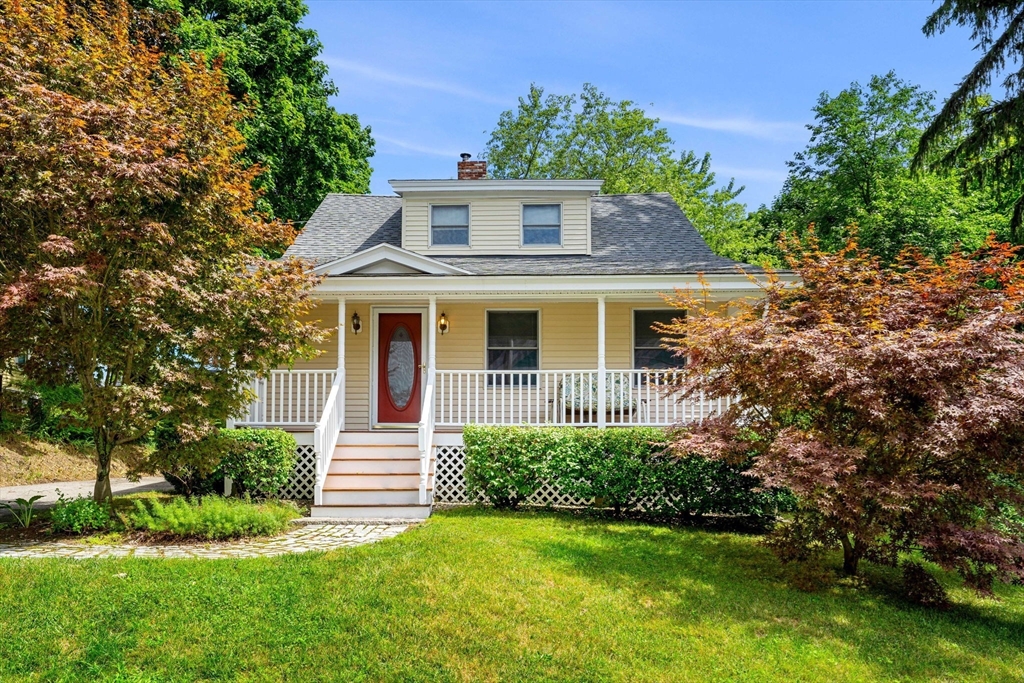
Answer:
[{"xmin": 386, "ymin": 324, "xmax": 415, "ymax": 409}]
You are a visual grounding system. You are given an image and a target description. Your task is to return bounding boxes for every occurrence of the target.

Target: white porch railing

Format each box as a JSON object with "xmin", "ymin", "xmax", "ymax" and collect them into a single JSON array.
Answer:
[
  {"xmin": 236, "ymin": 370, "xmax": 337, "ymax": 426},
  {"xmin": 417, "ymin": 376, "xmax": 435, "ymax": 505},
  {"xmin": 434, "ymin": 369, "xmax": 733, "ymax": 427},
  {"xmin": 312, "ymin": 371, "xmax": 345, "ymax": 506}
]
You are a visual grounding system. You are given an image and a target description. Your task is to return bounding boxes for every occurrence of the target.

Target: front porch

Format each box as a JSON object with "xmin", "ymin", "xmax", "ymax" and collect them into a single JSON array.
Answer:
[{"xmin": 232, "ymin": 291, "xmax": 746, "ymax": 518}]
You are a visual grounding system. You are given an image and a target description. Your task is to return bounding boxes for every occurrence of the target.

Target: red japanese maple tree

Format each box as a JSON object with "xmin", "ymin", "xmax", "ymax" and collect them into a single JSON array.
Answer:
[{"xmin": 663, "ymin": 234, "xmax": 1024, "ymax": 590}]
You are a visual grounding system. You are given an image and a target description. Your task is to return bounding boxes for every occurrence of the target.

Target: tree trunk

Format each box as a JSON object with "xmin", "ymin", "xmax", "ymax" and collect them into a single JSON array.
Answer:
[
  {"xmin": 93, "ymin": 435, "xmax": 114, "ymax": 504},
  {"xmin": 840, "ymin": 534, "xmax": 860, "ymax": 576}
]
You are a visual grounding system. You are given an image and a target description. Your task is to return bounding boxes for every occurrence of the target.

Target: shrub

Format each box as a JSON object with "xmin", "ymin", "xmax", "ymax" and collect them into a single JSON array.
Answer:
[
  {"xmin": 125, "ymin": 496, "xmax": 298, "ymax": 539},
  {"xmin": 463, "ymin": 424, "xmax": 552, "ymax": 508},
  {"xmin": 152, "ymin": 421, "xmax": 230, "ymax": 497},
  {"xmin": 219, "ymin": 428, "xmax": 297, "ymax": 498},
  {"xmin": 901, "ymin": 561, "xmax": 951, "ymax": 610},
  {"xmin": 21, "ymin": 383, "xmax": 93, "ymax": 444},
  {"xmin": 465, "ymin": 425, "xmax": 792, "ymax": 518},
  {"xmin": 51, "ymin": 492, "xmax": 110, "ymax": 534}
]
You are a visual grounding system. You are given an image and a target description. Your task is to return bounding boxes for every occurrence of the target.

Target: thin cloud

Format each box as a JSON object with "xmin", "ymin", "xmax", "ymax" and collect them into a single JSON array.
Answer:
[
  {"xmin": 324, "ymin": 57, "xmax": 507, "ymax": 106},
  {"xmin": 657, "ymin": 113, "xmax": 806, "ymax": 143},
  {"xmin": 714, "ymin": 165, "xmax": 789, "ymax": 184},
  {"xmin": 375, "ymin": 134, "xmax": 464, "ymax": 159}
]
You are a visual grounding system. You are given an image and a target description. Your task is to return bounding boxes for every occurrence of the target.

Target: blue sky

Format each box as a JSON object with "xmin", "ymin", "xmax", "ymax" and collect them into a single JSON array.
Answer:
[{"xmin": 305, "ymin": 0, "xmax": 977, "ymax": 210}]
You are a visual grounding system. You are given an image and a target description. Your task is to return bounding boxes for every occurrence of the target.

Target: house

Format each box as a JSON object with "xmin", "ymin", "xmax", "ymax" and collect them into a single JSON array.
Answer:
[{"xmin": 235, "ymin": 155, "xmax": 772, "ymax": 518}]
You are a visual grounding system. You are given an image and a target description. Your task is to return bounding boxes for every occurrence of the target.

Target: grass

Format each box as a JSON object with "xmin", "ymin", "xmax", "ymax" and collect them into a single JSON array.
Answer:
[{"xmin": 0, "ymin": 508, "xmax": 1021, "ymax": 682}]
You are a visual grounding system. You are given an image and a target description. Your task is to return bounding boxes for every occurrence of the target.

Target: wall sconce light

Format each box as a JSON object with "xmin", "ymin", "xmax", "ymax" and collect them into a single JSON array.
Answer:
[
  {"xmin": 437, "ymin": 311, "xmax": 450, "ymax": 335},
  {"xmin": 351, "ymin": 311, "xmax": 362, "ymax": 335}
]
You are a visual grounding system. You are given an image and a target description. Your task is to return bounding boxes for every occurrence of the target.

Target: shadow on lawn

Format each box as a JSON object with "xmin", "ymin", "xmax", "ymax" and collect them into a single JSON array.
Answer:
[{"xmin": 487, "ymin": 508, "xmax": 1024, "ymax": 680}]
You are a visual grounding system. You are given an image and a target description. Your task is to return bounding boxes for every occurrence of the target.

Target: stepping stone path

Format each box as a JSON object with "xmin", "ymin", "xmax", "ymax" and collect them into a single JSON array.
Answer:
[{"xmin": 0, "ymin": 523, "xmax": 409, "ymax": 559}]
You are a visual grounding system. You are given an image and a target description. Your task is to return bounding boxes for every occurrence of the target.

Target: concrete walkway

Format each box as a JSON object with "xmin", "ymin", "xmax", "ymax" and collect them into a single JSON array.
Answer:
[
  {"xmin": 0, "ymin": 476, "xmax": 174, "ymax": 511},
  {"xmin": 0, "ymin": 523, "xmax": 410, "ymax": 559}
]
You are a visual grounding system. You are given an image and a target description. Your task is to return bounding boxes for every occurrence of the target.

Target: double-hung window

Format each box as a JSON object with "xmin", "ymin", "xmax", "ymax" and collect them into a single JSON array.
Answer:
[
  {"xmin": 487, "ymin": 311, "xmax": 539, "ymax": 386},
  {"xmin": 633, "ymin": 309, "xmax": 685, "ymax": 369},
  {"xmin": 522, "ymin": 204, "xmax": 561, "ymax": 246},
  {"xmin": 431, "ymin": 205, "xmax": 470, "ymax": 246}
]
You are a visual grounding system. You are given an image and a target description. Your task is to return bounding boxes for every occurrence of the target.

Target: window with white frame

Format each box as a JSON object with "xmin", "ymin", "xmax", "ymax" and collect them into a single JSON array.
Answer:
[
  {"xmin": 487, "ymin": 310, "xmax": 539, "ymax": 385},
  {"xmin": 633, "ymin": 309, "xmax": 685, "ymax": 369},
  {"xmin": 522, "ymin": 204, "xmax": 561, "ymax": 245},
  {"xmin": 431, "ymin": 205, "xmax": 470, "ymax": 246}
]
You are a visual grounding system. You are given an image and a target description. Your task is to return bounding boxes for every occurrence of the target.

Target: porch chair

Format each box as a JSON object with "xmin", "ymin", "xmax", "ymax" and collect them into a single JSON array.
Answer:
[{"xmin": 551, "ymin": 373, "xmax": 648, "ymax": 423}]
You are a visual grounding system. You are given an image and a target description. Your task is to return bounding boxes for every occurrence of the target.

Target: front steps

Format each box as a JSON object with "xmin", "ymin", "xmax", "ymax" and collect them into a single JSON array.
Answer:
[{"xmin": 312, "ymin": 431, "xmax": 434, "ymax": 520}]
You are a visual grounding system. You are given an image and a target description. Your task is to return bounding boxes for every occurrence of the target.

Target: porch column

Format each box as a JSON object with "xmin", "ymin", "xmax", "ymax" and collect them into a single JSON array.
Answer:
[
  {"xmin": 337, "ymin": 298, "xmax": 345, "ymax": 430},
  {"xmin": 597, "ymin": 295, "xmax": 606, "ymax": 428},
  {"xmin": 427, "ymin": 296, "xmax": 437, "ymax": 380}
]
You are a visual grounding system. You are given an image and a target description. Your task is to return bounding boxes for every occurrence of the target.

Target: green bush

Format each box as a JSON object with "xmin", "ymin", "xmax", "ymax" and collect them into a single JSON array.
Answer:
[
  {"xmin": 152, "ymin": 421, "xmax": 229, "ymax": 497},
  {"xmin": 463, "ymin": 424, "xmax": 553, "ymax": 508},
  {"xmin": 464, "ymin": 425, "xmax": 793, "ymax": 518},
  {"xmin": 21, "ymin": 383, "xmax": 93, "ymax": 444},
  {"xmin": 125, "ymin": 496, "xmax": 298, "ymax": 539},
  {"xmin": 219, "ymin": 428, "xmax": 297, "ymax": 498},
  {"xmin": 50, "ymin": 493, "xmax": 110, "ymax": 534}
]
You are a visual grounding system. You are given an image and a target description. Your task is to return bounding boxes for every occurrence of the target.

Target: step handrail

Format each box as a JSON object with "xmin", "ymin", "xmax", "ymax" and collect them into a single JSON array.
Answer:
[
  {"xmin": 313, "ymin": 370, "xmax": 345, "ymax": 506},
  {"xmin": 417, "ymin": 375, "xmax": 435, "ymax": 506}
]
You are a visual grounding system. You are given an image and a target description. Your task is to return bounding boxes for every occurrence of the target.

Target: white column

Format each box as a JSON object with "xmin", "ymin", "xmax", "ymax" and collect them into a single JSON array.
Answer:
[
  {"xmin": 337, "ymin": 298, "xmax": 346, "ymax": 372},
  {"xmin": 597, "ymin": 295, "xmax": 606, "ymax": 428},
  {"xmin": 337, "ymin": 298, "xmax": 345, "ymax": 431},
  {"xmin": 427, "ymin": 296, "xmax": 437, "ymax": 377}
]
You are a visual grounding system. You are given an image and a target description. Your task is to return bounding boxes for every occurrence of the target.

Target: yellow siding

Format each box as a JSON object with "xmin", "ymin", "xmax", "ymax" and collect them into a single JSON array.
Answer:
[
  {"xmin": 343, "ymin": 303, "xmax": 371, "ymax": 430},
  {"xmin": 290, "ymin": 301, "xmax": 338, "ymax": 369},
  {"xmin": 402, "ymin": 195, "xmax": 590, "ymax": 255},
  {"xmin": 286, "ymin": 299, "xmax": 710, "ymax": 429}
]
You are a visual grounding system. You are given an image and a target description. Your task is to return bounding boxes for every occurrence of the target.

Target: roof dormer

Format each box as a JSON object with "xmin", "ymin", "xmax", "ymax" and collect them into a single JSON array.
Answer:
[{"xmin": 390, "ymin": 156, "xmax": 602, "ymax": 257}]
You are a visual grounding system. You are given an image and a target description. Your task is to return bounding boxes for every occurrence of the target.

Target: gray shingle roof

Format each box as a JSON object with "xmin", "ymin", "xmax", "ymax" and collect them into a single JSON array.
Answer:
[{"xmin": 284, "ymin": 193, "xmax": 753, "ymax": 275}]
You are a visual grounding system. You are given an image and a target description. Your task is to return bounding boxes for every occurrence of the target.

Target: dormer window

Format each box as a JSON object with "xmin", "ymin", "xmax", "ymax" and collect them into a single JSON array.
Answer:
[
  {"xmin": 522, "ymin": 204, "xmax": 562, "ymax": 246},
  {"xmin": 431, "ymin": 205, "xmax": 470, "ymax": 246}
]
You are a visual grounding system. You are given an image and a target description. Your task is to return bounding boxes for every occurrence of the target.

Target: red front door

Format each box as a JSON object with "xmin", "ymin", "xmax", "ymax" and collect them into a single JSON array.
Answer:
[{"xmin": 377, "ymin": 313, "xmax": 422, "ymax": 424}]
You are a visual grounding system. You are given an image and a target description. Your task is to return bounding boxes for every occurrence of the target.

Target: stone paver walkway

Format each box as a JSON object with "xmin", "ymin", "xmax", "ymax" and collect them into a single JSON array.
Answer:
[{"xmin": 0, "ymin": 523, "xmax": 409, "ymax": 559}]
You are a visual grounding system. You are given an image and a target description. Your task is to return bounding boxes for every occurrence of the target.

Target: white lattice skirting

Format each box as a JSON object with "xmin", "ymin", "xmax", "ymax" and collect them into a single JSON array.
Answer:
[
  {"xmin": 433, "ymin": 444, "xmax": 590, "ymax": 507},
  {"xmin": 277, "ymin": 444, "xmax": 316, "ymax": 500}
]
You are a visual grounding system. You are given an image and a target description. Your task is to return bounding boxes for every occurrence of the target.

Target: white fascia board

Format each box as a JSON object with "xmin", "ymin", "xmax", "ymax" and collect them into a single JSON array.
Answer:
[
  {"xmin": 314, "ymin": 272, "xmax": 798, "ymax": 299},
  {"xmin": 312, "ymin": 244, "xmax": 473, "ymax": 276},
  {"xmin": 388, "ymin": 179, "xmax": 604, "ymax": 195}
]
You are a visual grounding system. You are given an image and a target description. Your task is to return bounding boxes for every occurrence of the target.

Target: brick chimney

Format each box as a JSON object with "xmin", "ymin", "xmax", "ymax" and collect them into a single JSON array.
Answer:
[{"xmin": 457, "ymin": 153, "xmax": 487, "ymax": 180}]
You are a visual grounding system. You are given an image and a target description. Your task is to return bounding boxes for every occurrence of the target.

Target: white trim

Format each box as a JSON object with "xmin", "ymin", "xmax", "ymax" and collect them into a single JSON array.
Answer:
[
  {"xmin": 317, "ymin": 272, "xmax": 794, "ymax": 297},
  {"xmin": 429, "ymin": 202, "xmax": 472, "ymax": 249},
  {"xmin": 520, "ymin": 201, "xmax": 563, "ymax": 248},
  {"xmin": 370, "ymin": 306, "xmax": 430, "ymax": 428},
  {"xmin": 390, "ymin": 179, "xmax": 603, "ymax": 194},
  {"xmin": 313, "ymin": 244, "xmax": 473, "ymax": 276}
]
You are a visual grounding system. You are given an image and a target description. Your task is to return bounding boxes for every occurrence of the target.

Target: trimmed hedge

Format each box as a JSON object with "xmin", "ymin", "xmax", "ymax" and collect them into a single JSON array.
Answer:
[{"xmin": 463, "ymin": 425, "xmax": 792, "ymax": 518}]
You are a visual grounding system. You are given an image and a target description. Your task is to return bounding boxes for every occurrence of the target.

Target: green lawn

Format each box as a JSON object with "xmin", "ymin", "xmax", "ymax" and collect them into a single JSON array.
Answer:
[{"xmin": 0, "ymin": 508, "xmax": 1021, "ymax": 682}]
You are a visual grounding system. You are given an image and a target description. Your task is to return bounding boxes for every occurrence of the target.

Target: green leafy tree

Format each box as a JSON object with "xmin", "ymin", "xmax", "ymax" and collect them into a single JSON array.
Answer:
[
  {"xmin": 138, "ymin": 0, "xmax": 375, "ymax": 223},
  {"xmin": 0, "ymin": 0, "xmax": 325, "ymax": 501},
  {"xmin": 915, "ymin": 1, "xmax": 1024, "ymax": 241},
  {"xmin": 760, "ymin": 72, "xmax": 1008, "ymax": 263},
  {"xmin": 483, "ymin": 84, "xmax": 774, "ymax": 264}
]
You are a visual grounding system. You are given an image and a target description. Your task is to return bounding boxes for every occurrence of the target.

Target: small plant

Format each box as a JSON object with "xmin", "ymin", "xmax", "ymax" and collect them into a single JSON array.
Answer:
[
  {"xmin": 125, "ymin": 496, "xmax": 298, "ymax": 540},
  {"xmin": 50, "ymin": 492, "xmax": 110, "ymax": 534},
  {"xmin": 0, "ymin": 495, "xmax": 43, "ymax": 528},
  {"xmin": 901, "ymin": 561, "xmax": 951, "ymax": 610}
]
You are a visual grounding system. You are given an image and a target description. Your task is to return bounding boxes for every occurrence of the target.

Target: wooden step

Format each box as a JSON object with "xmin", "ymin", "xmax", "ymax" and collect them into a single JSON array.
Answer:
[
  {"xmin": 323, "ymin": 473, "xmax": 430, "ymax": 490},
  {"xmin": 320, "ymin": 488, "xmax": 430, "ymax": 506},
  {"xmin": 337, "ymin": 431, "xmax": 418, "ymax": 446},
  {"xmin": 329, "ymin": 458, "xmax": 426, "ymax": 475},
  {"xmin": 332, "ymin": 444, "xmax": 420, "ymax": 460},
  {"xmin": 311, "ymin": 505, "xmax": 431, "ymax": 520}
]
